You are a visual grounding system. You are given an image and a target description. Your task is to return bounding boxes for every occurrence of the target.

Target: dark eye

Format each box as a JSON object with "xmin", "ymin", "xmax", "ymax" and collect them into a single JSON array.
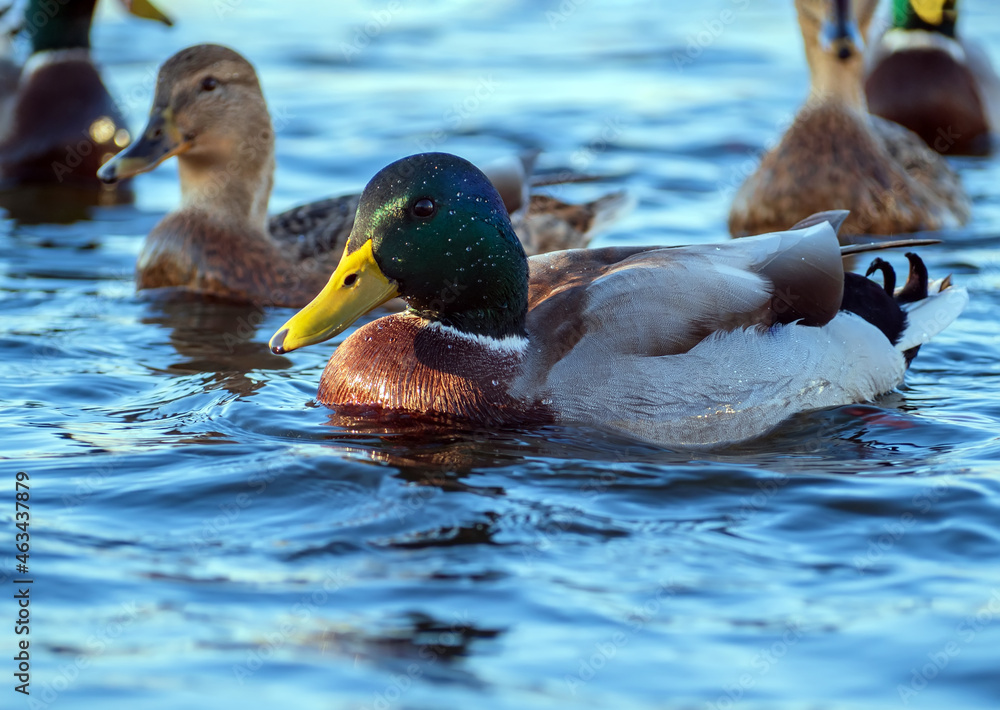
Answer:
[
  {"xmin": 343, "ymin": 273, "xmax": 358, "ymax": 287},
  {"xmin": 201, "ymin": 76, "xmax": 219, "ymax": 92},
  {"xmin": 412, "ymin": 198, "xmax": 436, "ymax": 218}
]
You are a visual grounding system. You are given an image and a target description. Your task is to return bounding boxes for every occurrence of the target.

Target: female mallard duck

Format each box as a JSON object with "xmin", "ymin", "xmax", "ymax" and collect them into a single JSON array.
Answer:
[
  {"xmin": 865, "ymin": 0, "xmax": 1000, "ymax": 155},
  {"xmin": 97, "ymin": 44, "xmax": 628, "ymax": 307},
  {"xmin": 0, "ymin": 0, "xmax": 171, "ymax": 187},
  {"xmin": 269, "ymin": 152, "xmax": 967, "ymax": 449},
  {"xmin": 728, "ymin": 0, "xmax": 970, "ymax": 238}
]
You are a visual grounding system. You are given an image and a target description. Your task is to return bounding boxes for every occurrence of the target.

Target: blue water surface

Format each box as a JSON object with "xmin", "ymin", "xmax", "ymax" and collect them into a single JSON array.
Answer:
[{"xmin": 2, "ymin": 1, "xmax": 1000, "ymax": 708}]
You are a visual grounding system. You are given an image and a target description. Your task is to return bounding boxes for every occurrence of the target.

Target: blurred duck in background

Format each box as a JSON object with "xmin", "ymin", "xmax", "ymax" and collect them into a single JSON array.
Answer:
[
  {"xmin": 0, "ymin": 0, "xmax": 171, "ymax": 191},
  {"xmin": 98, "ymin": 44, "xmax": 629, "ymax": 307},
  {"xmin": 729, "ymin": 0, "xmax": 970, "ymax": 238},
  {"xmin": 865, "ymin": 0, "xmax": 1000, "ymax": 155}
]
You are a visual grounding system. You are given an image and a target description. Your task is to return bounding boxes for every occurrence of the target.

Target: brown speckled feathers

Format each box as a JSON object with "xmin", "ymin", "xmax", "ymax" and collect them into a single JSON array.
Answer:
[{"xmin": 729, "ymin": 103, "xmax": 969, "ymax": 236}]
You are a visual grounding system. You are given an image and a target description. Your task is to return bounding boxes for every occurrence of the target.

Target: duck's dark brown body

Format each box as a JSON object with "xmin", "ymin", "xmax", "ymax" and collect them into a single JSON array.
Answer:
[
  {"xmin": 138, "ymin": 212, "xmax": 335, "ymax": 306},
  {"xmin": 729, "ymin": 102, "xmax": 969, "ymax": 237},
  {"xmin": 866, "ymin": 47, "xmax": 990, "ymax": 156},
  {"xmin": 0, "ymin": 59, "xmax": 128, "ymax": 186}
]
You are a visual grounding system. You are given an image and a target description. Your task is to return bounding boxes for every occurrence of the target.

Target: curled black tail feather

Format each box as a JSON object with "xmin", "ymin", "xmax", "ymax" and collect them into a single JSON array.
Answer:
[
  {"xmin": 864, "ymin": 257, "xmax": 896, "ymax": 296},
  {"xmin": 842, "ymin": 254, "xmax": 933, "ymax": 366},
  {"xmin": 896, "ymin": 252, "xmax": 930, "ymax": 304}
]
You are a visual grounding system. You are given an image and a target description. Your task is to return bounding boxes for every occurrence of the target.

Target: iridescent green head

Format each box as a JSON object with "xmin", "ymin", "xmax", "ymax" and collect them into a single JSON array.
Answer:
[
  {"xmin": 271, "ymin": 153, "xmax": 531, "ymax": 354},
  {"xmin": 892, "ymin": 0, "xmax": 957, "ymax": 37},
  {"xmin": 23, "ymin": 0, "xmax": 172, "ymax": 54}
]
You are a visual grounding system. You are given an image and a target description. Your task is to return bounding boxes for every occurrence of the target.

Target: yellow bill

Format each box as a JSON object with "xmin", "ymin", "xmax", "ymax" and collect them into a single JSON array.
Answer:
[
  {"xmin": 97, "ymin": 107, "xmax": 188, "ymax": 183},
  {"xmin": 270, "ymin": 241, "xmax": 399, "ymax": 354},
  {"xmin": 122, "ymin": 0, "xmax": 174, "ymax": 26},
  {"xmin": 910, "ymin": 0, "xmax": 946, "ymax": 25}
]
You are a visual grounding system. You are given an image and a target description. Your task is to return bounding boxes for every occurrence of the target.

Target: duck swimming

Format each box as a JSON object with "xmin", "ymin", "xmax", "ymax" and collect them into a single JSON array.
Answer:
[
  {"xmin": 98, "ymin": 44, "xmax": 628, "ymax": 307},
  {"xmin": 728, "ymin": 0, "xmax": 970, "ymax": 238},
  {"xmin": 866, "ymin": 0, "xmax": 1000, "ymax": 155},
  {"xmin": 0, "ymin": 0, "xmax": 172, "ymax": 187},
  {"xmin": 270, "ymin": 152, "xmax": 967, "ymax": 449}
]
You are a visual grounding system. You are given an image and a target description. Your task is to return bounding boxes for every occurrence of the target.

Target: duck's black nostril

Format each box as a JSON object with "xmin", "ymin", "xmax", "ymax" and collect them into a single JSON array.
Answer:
[{"xmin": 838, "ymin": 46, "xmax": 852, "ymax": 60}]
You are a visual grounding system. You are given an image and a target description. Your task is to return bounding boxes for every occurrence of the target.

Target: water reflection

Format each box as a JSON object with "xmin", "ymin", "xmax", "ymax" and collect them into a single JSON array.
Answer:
[
  {"xmin": 141, "ymin": 294, "xmax": 291, "ymax": 397},
  {"xmin": 0, "ymin": 181, "xmax": 133, "ymax": 223},
  {"xmin": 259, "ymin": 611, "xmax": 504, "ymax": 691}
]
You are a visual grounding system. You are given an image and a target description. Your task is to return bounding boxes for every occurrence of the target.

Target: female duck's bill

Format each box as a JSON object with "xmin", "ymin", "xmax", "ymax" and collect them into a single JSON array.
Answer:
[{"xmin": 272, "ymin": 152, "xmax": 967, "ymax": 449}]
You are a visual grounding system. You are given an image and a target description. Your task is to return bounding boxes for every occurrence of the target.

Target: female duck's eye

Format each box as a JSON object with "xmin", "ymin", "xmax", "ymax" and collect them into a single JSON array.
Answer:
[
  {"xmin": 412, "ymin": 198, "xmax": 436, "ymax": 218},
  {"xmin": 201, "ymin": 76, "xmax": 219, "ymax": 92}
]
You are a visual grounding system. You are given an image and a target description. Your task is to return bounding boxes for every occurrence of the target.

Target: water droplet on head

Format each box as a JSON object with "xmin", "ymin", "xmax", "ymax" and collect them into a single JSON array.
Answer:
[{"xmin": 466, "ymin": 246, "xmax": 472, "ymax": 251}]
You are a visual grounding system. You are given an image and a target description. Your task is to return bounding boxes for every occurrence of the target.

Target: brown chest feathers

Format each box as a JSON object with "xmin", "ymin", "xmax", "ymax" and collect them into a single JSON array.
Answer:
[
  {"xmin": 318, "ymin": 314, "xmax": 553, "ymax": 427},
  {"xmin": 137, "ymin": 212, "xmax": 332, "ymax": 307}
]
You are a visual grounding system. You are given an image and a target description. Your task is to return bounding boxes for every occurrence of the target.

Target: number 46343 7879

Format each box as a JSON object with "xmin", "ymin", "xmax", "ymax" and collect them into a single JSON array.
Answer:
[{"xmin": 15, "ymin": 472, "xmax": 29, "ymax": 565}]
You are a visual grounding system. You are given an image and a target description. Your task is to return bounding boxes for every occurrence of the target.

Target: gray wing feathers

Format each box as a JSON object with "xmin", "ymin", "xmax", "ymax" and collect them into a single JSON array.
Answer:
[
  {"xmin": 565, "ymin": 222, "xmax": 844, "ymax": 357},
  {"xmin": 520, "ymin": 222, "xmax": 881, "ymax": 447}
]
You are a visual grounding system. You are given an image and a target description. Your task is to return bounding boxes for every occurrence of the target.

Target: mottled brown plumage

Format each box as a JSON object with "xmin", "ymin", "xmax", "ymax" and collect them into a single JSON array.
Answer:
[
  {"xmin": 728, "ymin": 0, "xmax": 969, "ymax": 238},
  {"xmin": 731, "ymin": 102, "xmax": 968, "ymax": 236},
  {"xmin": 137, "ymin": 211, "xmax": 332, "ymax": 305},
  {"xmin": 102, "ymin": 45, "xmax": 315, "ymax": 303}
]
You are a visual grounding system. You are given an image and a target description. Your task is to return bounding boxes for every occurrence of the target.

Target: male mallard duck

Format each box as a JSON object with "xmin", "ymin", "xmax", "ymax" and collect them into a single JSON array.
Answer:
[
  {"xmin": 728, "ymin": 0, "xmax": 970, "ymax": 238},
  {"xmin": 269, "ymin": 153, "xmax": 967, "ymax": 449},
  {"xmin": 865, "ymin": 0, "xmax": 1000, "ymax": 155},
  {"xmin": 0, "ymin": 0, "xmax": 171, "ymax": 187},
  {"xmin": 97, "ymin": 44, "xmax": 628, "ymax": 307}
]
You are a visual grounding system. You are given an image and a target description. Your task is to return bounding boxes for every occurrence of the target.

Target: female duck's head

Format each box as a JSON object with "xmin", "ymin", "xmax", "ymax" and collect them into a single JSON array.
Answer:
[
  {"xmin": 796, "ymin": 0, "xmax": 879, "ymax": 108},
  {"xmin": 98, "ymin": 44, "xmax": 274, "ymax": 221},
  {"xmin": 271, "ymin": 153, "xmax": 530, "ymax": 354}
]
